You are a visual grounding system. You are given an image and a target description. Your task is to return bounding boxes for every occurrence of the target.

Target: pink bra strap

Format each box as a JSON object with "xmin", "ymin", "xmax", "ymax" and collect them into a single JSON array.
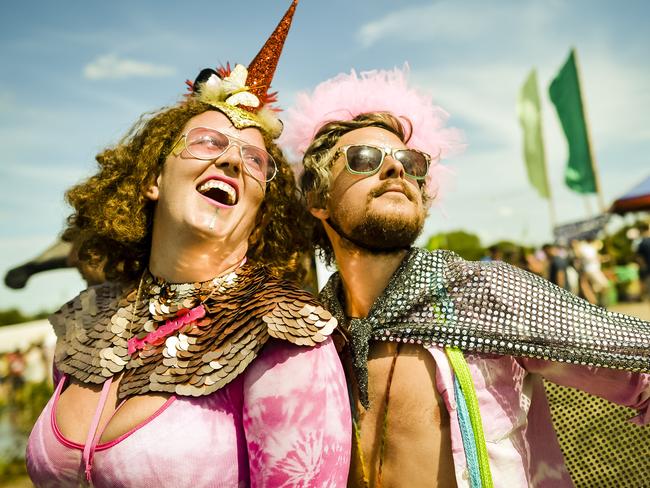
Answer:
[
  {"xmin": 83, "ymin": 377, "xmax": 113, "ymax": 484},
  {"xmin": 54, "ymin": 373, "xmax": 67, "ymax": 398}
]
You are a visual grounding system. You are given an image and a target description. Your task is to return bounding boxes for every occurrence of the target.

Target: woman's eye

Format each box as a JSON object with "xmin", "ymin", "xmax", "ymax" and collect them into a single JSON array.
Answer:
[
  {"xmin": 247, "ymin": 155, "xmax": 263, "ymax": 166},
  {"xmin": 196, "ymin": 137, "xmax": 222, "ymax": 148}
]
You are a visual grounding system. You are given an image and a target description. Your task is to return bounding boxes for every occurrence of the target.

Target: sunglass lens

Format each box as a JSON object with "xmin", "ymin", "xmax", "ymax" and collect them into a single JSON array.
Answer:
[
  {"xmin": 346, "ymin": 145, "xmax": 383, "ymax": 173},
  {"xmin": 186, "ymin": 128, "xmax": 230, "ymax": 159},
  {"xmin": 396, "ymin": 150, "xmax": 428, "ymax": 178}
]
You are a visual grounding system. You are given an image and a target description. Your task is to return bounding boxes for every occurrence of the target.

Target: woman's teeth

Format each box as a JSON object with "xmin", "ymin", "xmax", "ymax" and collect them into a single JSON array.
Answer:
[{"xmin": 197, "ymin": 179, "xmax": 238, "ymax": 206}]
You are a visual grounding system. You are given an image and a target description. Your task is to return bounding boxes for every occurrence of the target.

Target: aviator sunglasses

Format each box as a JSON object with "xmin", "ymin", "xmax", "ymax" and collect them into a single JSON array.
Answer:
[
  {"xmin": 170, "ymin": 126, "xmax": 278, "ymax": 183},
  {"xmin": 335, "ymin": 144, "xmax": 435, "ymax": 180}
]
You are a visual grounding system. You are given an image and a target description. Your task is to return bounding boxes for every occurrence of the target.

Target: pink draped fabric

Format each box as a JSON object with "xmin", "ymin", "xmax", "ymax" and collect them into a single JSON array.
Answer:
[
  {"xmin": 27, "ymin": 339, "xmax": 351, "ymax": 487},
  {"xmin": 429, "ymin": 347, "xmax": 650, "ymax": 487}
]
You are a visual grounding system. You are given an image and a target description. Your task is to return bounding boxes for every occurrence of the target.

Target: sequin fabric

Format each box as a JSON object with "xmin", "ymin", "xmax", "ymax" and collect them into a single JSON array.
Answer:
[
  {"xmin": 206, "ymin": 102, "xmax": 271, "ymax": 135},
  {"xmin": 245, "ymin": 0, "xmax": 297, "ymax": 101},
  {"xmin": 51, "ymin": 264, "xmax": 337, "ymax": 400},
  {"xmin": 319, "ymin": 247, "xmax": 650, "ymax": 407}
]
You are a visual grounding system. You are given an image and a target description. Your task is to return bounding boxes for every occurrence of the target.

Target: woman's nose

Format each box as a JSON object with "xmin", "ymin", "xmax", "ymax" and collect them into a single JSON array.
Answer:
[{"xmin": 213, "ymin": 145, "xmax": 243, "ymax": 175}]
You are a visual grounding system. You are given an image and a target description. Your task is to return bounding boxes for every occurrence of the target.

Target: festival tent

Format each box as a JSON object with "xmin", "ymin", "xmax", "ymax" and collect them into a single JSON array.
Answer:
[{"xmin": 610, "ymin": 174, "xmax": 650, "ymax": 214}]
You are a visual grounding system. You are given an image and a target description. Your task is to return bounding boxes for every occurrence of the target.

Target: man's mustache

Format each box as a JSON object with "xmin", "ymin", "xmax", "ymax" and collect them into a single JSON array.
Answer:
[{"xmin": 369, "ymin": 180, "xmax": 418, "ymax": 202}]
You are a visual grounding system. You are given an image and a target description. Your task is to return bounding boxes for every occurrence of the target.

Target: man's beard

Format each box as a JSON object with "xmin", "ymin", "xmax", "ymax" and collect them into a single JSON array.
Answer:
[{"xmin": 327, "ymin": 182, "xmax": 425, "ymax": 253}]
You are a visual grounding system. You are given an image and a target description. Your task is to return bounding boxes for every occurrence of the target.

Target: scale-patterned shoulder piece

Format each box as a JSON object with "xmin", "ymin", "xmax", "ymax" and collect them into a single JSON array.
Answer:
[
  {"xmin": 119, "ymin": 265, "xmax": 338, "ymax": 398},
  {"xmin": 260, "ymin": 273, "xmax": 337, "ymax": 346},
  {"xmin": 50, "ymin": 281, "xmax": 134, "ymax": 385},
  {"xmin": 50, "ymin": 264, "xmax": 337, "ymax": 400}
]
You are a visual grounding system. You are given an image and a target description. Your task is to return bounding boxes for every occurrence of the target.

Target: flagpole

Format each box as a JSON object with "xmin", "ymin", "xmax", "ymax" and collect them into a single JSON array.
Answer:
[
  {"xmin": 547, "ymin": 186, "xmax": 557, "ymax": 234},
  {"xmin": 572, "ymin": 48, "xmax": 607, "ymax": 213},
  {"xmin": 540, "ymin": 106, "xmax": 557, "ymax": 233},
  {"xmin": 574, "ymin": 51, "xmax": 612, "ymax": 257},
  {"xmin": 583, "ymin": 195, "xmax": 593, "ymax": 218}
]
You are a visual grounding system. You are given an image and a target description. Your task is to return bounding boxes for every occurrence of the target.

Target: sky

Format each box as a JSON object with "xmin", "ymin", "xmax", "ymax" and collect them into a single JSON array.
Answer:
[{"xmin": 1, "ymin": 0, "xmax": 649, "ymax": 314}]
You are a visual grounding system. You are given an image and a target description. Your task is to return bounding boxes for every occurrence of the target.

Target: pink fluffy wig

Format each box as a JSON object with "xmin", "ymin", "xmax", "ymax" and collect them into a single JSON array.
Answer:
[{"xmin": 280, "ymin": 65, "xmax": 464, "ymax": 201}]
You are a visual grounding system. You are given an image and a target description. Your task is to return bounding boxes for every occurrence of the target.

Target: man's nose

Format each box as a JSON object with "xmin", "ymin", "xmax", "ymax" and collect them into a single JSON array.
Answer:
[{"xmin": 380, "ymin": 153, "xmax": 405, "ymax": 180}]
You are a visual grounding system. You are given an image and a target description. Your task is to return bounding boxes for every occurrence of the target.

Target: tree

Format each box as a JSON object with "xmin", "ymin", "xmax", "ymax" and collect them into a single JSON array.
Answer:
[{"xmin": 425, "ymin": 230, "xmax": 485, "ymax": 261}]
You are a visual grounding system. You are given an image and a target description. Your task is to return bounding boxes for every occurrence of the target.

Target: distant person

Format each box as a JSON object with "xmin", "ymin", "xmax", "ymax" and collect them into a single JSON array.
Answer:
[
  {"xmin": 573, "ymin": 238, "xmax": 609, "ymax": 305},
  {"xmin": 543, "ymin": 243, "xmax": 570, "ymax": 290},
  {"xmin": 637, "ymin": 223, "xmax": 650, "ymax": 301},
  {"xmin": 481, "ymin": 244, "xmax": 503, "ymax": 262}
]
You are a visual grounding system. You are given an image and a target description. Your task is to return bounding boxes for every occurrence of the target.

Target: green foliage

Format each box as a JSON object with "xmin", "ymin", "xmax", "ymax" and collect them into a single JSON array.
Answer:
[
  {"xmin": 426, "ymin": 230, "xmax": 485, "ymax": 261},
  {"xmin": 0, "ymin": 380, "xmax": 53, "ymax": 480},
  {"xmin": 604, "ymin": 224, "xmax": 637, "ymax": 266},
  {"xmin": 0, "ymin": 309, "xmax": 50, "ymax": 327}
]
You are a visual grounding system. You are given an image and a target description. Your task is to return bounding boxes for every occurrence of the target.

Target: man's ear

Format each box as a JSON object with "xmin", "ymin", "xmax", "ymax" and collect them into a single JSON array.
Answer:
[
  {"xmin": 144, "ymin": 175, "xmax": 161, "ymax": 201},
  {"xmin": 306, "ymin": 191, "xmax": 329, "ymax": 220},
  {"xmin": 309, "ymin": 206, "xmax": 329, "ymax": 220}
]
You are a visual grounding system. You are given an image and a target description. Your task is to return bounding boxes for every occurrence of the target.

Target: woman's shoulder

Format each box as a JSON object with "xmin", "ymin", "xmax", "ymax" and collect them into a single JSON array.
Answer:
[
  {"xmin": 49, "ymin": 281, "xmax": 130, "ymax": 336},
  {"xmin": 250, "ymin": 270, "xmax": 337, "ymax": 347}
]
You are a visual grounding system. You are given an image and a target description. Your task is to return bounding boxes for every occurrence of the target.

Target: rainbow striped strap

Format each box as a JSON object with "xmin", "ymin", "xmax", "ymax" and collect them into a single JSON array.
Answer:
[{"xmin": 446, "ymin": 346, "xmax": 494, "ymax": 488}]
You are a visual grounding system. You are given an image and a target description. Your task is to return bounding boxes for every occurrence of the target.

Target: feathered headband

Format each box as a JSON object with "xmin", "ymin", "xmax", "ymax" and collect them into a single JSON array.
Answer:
[
  {"xmin": 185, "ymin": 0, "xmax": 298, "ymax": 139},
  {"xmin": 280, "ymin": 65, "xmax": 464, "ymax": 199}
]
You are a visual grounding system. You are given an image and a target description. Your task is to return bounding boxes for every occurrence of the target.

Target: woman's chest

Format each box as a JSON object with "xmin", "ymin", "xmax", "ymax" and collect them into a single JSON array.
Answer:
[{"xmin": 28, "ymin": 377, "xmax": 249, "ymax": 487}]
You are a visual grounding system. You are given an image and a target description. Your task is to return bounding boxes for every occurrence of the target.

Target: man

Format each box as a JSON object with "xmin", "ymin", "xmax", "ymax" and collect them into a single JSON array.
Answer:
[
  {"xmin": 572, "ymin": 237, "xmax": 610, "ymax": 305},
  {"xmin": 480, "ymin": 245, "xmax": 502, "ymax": 262},
  {"xmin": 636, "ymin": 223, "xmax": 650, "ymax": 301},
  {"xmin": 542, "ymin": 243, "xmax": 569, "ymax": 290},
  {"xmin": 282, "ymin": 68, "xmax": 650, "ymax": 487}
]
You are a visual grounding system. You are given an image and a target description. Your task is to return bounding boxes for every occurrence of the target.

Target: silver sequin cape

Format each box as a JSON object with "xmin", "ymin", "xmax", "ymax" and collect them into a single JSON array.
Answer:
[{"xmin": 319, "ymin": 248, "xmax": 650, "ymax": 407}]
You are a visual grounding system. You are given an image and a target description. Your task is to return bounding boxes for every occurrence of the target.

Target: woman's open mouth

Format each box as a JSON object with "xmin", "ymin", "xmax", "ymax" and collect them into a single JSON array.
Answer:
[{"xmin": 197, "ymin": 178, "xmax": 239, "ymax": 207}]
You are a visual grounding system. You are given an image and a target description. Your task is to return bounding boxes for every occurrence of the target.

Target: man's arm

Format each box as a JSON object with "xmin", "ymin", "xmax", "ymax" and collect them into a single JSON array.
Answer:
[{"xmin": 520, "ymin": 358, "xmax": 650, "ymax": 425}]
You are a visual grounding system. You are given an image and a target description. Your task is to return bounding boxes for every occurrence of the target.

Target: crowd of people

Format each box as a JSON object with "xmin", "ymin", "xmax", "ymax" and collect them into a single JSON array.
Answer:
[{"xmin": 481, "ymin": 223, "xmax": 650, "ymax": 308}]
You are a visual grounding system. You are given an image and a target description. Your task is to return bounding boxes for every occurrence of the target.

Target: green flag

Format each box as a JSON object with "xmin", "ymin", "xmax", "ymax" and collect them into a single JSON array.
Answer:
[
  {"xmin": 517, "ymin": 69, "xmax": 549, "ymax": 199},
  {"xmin": 549, "ymin": 49, "xmax": 597, "ymax": 194}
]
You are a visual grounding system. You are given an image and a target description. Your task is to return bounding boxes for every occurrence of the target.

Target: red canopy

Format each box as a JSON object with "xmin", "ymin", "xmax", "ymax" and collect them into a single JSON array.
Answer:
[{"xmin": 610, "ymin": 174, "xmax": 650, "ymax": 214}]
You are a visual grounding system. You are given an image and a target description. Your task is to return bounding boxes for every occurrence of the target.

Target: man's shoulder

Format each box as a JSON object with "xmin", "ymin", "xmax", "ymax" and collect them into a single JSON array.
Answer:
[{"xmin": 413, "ymin": 247, "xmax": 461, "ymax": 262}]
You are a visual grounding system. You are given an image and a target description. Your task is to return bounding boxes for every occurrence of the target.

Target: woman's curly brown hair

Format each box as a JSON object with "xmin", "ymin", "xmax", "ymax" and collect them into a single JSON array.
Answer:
[
  {"xmin": 66, "ymin": 98, "xmax": 310, "ymax": 283},
  {"xmin": 299, "ymin": 112, "xmax": 412, "ymax": 266}
]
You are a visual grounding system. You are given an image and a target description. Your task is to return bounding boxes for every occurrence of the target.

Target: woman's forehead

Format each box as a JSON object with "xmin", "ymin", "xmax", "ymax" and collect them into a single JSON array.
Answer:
[{"xmin": 183, "ymin": 111, "xmax": 265, "ymax": 145}]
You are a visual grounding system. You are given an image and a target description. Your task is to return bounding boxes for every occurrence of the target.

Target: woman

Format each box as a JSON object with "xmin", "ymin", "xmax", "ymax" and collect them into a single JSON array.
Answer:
[{"xmin": 26, "ymin": 3, "xmax": 351, "ymax": 486}]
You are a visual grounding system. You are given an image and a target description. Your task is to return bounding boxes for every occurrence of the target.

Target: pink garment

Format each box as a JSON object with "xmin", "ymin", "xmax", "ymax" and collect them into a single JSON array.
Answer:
[
  {"xmin": 27, "ymin": 339, "xmax": 351, "ymax": 487},
  {"xmin": 428, "ymin": 346, "xmax": 650, "ymax": 487}
]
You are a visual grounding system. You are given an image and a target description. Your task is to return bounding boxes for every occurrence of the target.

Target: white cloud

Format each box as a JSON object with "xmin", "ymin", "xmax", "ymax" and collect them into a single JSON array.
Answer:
[
  {"xmin": 357, "ymin": 1, "xmax": 560, "ymax": 48},
  {"xmin": 83, "ymin": 53, "xmax": 175, "ymax": 80}
]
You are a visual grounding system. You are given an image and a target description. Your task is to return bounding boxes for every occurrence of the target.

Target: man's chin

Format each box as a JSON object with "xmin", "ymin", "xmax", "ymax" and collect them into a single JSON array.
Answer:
[{"xmin": 349, "ymin": 214, "xmax": 424, "ymax": 251}]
